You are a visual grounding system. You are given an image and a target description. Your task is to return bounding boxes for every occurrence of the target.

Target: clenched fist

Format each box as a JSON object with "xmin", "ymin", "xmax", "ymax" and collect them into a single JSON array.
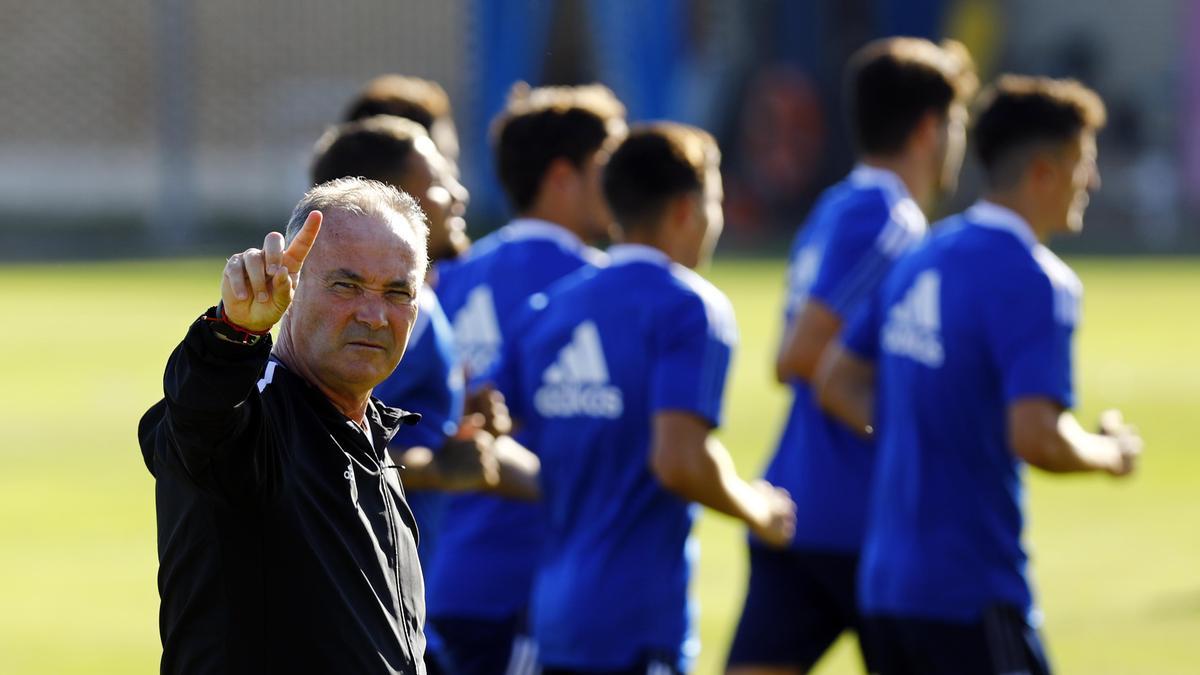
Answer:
[
  {"xmin": 748, "ymin": 480, "xmax": 797, "ymax": 549},
  {"xmin": 221, "ymin": 211, "xmax": 322, "ymax": 332}
]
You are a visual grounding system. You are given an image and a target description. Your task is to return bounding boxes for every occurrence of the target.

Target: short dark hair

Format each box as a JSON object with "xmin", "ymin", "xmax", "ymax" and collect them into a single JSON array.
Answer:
[
  {"xmin": 342, "ymin": 75, "xmax": 459, "ymax": 162},
  {"xmin": 845, "ymin": 37, "xmax": 977, "ymax": 156},
  {"xmin": 603, "ymin": 122, "xmax": 719, "ymax": 234},
  {"xmin": 972, "ymin": 75, "xmax": 1107, "ymax": 189},
  {"xmin": 491, "ymin": 83, "xmax": 626, "ymax": 212},
  {"xmin": 309, "ymin": 115, "xmax": 431, "ymax": 187},
  {"xmin": 342, "ymin": 75, "xmax": 452, "ymax": 129}
]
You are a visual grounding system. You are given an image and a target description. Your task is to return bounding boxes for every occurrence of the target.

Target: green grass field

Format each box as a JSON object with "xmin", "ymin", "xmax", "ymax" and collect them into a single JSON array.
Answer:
[{"xmin": 1, "ymin": 256, "xmax": 1197, "ymax": 673}]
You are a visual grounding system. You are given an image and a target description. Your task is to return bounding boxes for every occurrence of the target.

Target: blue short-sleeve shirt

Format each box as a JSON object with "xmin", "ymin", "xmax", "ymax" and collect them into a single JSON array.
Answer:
[
  {"xmin": 763, "ymin": 166, "xmax": 927, "ymax": 552},
  {"xmin": 427, "ymin": 219, "xmax": 605, "ymax": 620},
  {"xmin": 848, "ymin": 201, "xmax": 1080, "ymax": 622},
  {"xmin": 499, "ymin": 244, "xmax": 736, "ymax": 671}
]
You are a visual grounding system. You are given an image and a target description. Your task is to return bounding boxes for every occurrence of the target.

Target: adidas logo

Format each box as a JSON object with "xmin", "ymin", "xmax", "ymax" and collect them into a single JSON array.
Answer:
[
  {"xmin": 881, "ymin": 270, "xmax": 945, "ymax": 368},
  {"xmin": 452, "ymin": 285, "xmax": 502, "ymax": 376},
  {"xmin": 534, "ymin": 321, "xmax": 624, "ymax": 419}
]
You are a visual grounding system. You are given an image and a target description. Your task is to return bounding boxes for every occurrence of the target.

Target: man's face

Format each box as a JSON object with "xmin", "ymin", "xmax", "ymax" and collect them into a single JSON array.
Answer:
[
  {"xmin": 1055, "ymin": 131, "xmax": 1099, "ymax": 234},
  {"xmin": 399, "ymin": 137, "xmax": 470, "ymax": 262},
  {"xmin": 284, "ymin": 212, "xmax": 423, "ymax": 395},
  {"xmin": 935, "ymin": 103, "xmax": 969, "ymax": 195},
  {"xmin": 679, "ymin": 163, "xmax": 725, "ymax": 270}
]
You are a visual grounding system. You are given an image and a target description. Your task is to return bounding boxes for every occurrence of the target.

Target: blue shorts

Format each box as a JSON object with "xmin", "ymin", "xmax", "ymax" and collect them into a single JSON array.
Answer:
[
  {"xmin": 429, "ymin": 612, "xmax": 537, "ymax": 675},
  {"xmin": 862, "ymin": 605, "xmax": 1052, "ymax": 675},
  {"xmin": 726, "ymin": 545, "xmax": 872, "ymax": 670}
]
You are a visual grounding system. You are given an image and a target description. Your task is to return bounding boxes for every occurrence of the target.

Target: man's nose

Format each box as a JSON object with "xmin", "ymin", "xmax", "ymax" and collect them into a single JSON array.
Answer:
[{"xmin": 354, "ymin": 294, "xmax": 389, "ymax": 330}]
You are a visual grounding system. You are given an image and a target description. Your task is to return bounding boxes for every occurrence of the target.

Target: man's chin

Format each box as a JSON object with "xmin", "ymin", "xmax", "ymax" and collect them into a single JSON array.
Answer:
[
  {"xmin": 1065, "ymin": 211, "xmax": 1086, "ymax": 235},
  {"xmin": 336, "ymin": 354, "xmax": 401, "ymax": 386}
]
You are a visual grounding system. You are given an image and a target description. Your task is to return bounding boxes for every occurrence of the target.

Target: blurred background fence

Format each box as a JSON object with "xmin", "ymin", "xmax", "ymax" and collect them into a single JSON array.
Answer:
[{"xmin": 0, "ymin": 0, "xmax": 1194, "ymax": 259}]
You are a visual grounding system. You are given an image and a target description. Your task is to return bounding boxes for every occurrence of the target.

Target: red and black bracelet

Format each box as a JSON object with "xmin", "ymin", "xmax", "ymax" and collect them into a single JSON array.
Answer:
[{"xmin": 201, "ymin": 302, "xmax": 271, "ymax": 345}]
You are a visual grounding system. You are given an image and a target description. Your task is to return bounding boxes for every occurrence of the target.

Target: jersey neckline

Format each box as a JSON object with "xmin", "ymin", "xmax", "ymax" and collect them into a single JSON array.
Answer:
[
  {"xmin": 964, "ymin": 200, "xmax": 1039, "ymax": 250},
  {"xmin": 607, "ymin": 243, "xmax": 671, "ymax": 268}
]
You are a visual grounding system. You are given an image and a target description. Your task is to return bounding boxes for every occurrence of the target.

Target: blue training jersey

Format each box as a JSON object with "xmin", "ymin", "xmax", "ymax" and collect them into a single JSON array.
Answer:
[
  {"xmin": 372, "ymin": 285, "xmax": 464, "ymax": 656},
  {"xmin": 763, "ymin": 165, "xmax": 926, "ymax": 552},
  {"xmin": 844, "ymin": 201, "xmax": 1080, "ymax": 622},
  {"xmin": 491, "ymin": 244, "xmax": 736, "ymax": 671},
  {"xmin": 427, "ymin": 218, "xmax": 605, "ymax": 620}
]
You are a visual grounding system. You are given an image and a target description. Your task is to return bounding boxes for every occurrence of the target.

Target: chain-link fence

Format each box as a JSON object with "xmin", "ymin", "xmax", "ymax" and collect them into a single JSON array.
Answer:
[{"xmin": 0, "ymin": 0, "xmax": 1193, "ymax": 259}]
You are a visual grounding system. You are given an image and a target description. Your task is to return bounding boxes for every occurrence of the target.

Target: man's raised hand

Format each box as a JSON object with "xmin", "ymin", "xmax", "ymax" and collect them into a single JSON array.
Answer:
[
  {"xmin": 221, "ymin": 211, "xmax": 322, "ymax": 333},
  {"xmin": 748, "ymin": 480, "xmax": 797, "ymax": 549},
  {"xmin": 1098, "ymin": 408, "xmax": 1143, "ymax": 477}
]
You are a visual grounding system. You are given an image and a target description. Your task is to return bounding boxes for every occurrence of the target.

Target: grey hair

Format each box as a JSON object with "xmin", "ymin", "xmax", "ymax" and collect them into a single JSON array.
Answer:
[{"xmin": 286, "ymin": 176, "xmax": 430, "ymax": 271}]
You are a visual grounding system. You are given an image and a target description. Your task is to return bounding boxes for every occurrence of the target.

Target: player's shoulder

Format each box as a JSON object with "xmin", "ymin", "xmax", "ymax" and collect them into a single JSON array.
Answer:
[
  {"xmin": 926, "ymin": 212, "xmax": 1025, "ymax": 265},
  {"xmin": 539, "ymin": 262, "xmax": 604, "ymax": 307},
  {"xmin": 663, "ymin": 264, "xmax": 738, "ymax": 344},
  {"xmin": 826, "ymin": 168, "xmax": 925, "ymax": 249},
  {"xmin": 454, "ymin": 227, "xmax": 508, "ymax": 266},
  {"xmin": 1031, "ymin": 245, "xmax": 1082, "ymax": 296},
  {"xmin": 434, "ymin": 231, "xmax": 504, "ymax": 294},
  {"xmin": 810, "ymin": 175, "xmax": 889, "ymax": 232},
  {"xmin": 1030, "ymin": 245, "xmax": 1082, "ymax": 325},
  {"xmin": 515, "ymin": 262, "xmax": 600, "ymax": 321},
  {"xmin": 937, "ymin": 212, "xmax": 1081, "ymax": 324}
]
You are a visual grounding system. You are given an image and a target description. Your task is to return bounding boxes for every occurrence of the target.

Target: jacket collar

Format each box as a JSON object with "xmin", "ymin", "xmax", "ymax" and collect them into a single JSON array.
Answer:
[{"xmin": 268, "ymin": 356, "xmax": 421, "ymax": 444}]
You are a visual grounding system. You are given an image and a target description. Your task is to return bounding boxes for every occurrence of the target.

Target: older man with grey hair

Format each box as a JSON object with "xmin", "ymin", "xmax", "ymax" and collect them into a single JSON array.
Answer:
[{"xmin": 139, "ymin": 178, "xmax": 432, "ymax": 674}]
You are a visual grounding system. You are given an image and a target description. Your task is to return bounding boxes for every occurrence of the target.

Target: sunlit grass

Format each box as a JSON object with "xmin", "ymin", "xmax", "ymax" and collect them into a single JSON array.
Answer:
[{"xmin": 0, "ymin": 257, "xmax": 1196, "ymax": 674}]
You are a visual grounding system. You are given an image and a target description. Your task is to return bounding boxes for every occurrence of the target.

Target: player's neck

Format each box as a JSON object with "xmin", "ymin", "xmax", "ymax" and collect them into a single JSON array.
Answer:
[
  {"xmin": 518, "ymin": 205, "xmax": 586, "ymax": 241},
  {"xmin": 981, "ymin": 191, "xmax": 1050, "ymax": 243},
  {"xmin": 623, "ymin": 230, "xmax": 690, "ymax": 267},
  {"xmin": 860, "ymin": 154, "xmax": 934, "ymax": 214}
]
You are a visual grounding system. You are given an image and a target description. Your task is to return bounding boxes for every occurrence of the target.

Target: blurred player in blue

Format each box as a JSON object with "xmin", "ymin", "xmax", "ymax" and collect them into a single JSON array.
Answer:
[
  {"xmin": 310, "ymin": 113, "xmax": 539, "ymax": 675},
  {"xmin": 727, "ymin": 38, "xmax": 977, "ymax": 675},
  {"xmin": 818, "ymin": 75, "xmax": 1142, "ymax": 675},
  {"xmin": 429, "ymin": 83, "xmax": 627, "ymax": 675},
  {"xmin": 491, "ymin": 122, "xmax": 796, "ymax": 674}
]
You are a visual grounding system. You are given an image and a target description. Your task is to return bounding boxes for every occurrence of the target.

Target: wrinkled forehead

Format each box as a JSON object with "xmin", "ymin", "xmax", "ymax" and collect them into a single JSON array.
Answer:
[{"xmin": 306, "ymin": 211, "xmax": 424, "ymax": 282}]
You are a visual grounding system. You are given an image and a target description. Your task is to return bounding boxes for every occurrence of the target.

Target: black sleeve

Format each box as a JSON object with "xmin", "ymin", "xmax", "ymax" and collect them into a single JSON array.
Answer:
[{"xmin": 140, "ymin": 308, "xmax": 278, "ymax": 498}]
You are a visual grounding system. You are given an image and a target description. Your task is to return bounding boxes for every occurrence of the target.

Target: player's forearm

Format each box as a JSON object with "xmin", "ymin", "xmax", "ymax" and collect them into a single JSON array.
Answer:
[
  {"xmin": 488, "ymin": 435, "xmax": 541, "ymax": 501},
  {"xmin": 654, "ymin": 438, "xmax": 767, "ymax": 529},
  {"xmin": 1011, "ymin": 407, "xmax": 1121, "ymax": 474},
  {"xmin": 776, "ymin": 302, "xmax": 842, "ymax": 384},
  {"xmin": 815, "ymin": 345, "xmax": 875, "ymax": 438},
  {"xmin": 775, "ymin": 343, "xmax": 817, "ymax": 384},
  {"xmin": 818, "ymin": 379, "xmax": 874, "ymax": 438}
]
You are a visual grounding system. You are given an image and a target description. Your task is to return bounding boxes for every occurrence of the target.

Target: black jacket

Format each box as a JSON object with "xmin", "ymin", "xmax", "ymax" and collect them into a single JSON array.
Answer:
[{"xmin": 139, "ymin": 311, "xmax": 427, "ymax": 674}]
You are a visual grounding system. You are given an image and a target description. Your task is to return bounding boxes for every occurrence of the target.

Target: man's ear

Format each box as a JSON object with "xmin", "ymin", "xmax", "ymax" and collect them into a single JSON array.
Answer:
[
  {"xmin": 1026, "ymin": 149, "xmax": 1059, "ymax": 194},
  {"xmin": 917, "ymin": 110, "xmax": 945, "ymax": 151},
  {"xmin": 666, "ymin": 192, "xmax": 696, "ymax": 234}
]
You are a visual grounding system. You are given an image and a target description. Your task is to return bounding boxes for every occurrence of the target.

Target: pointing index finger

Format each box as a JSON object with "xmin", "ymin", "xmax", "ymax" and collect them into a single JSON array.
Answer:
[{"xmin": 282, "ymin": 210, "xmax": 322, "ymax": 272}]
